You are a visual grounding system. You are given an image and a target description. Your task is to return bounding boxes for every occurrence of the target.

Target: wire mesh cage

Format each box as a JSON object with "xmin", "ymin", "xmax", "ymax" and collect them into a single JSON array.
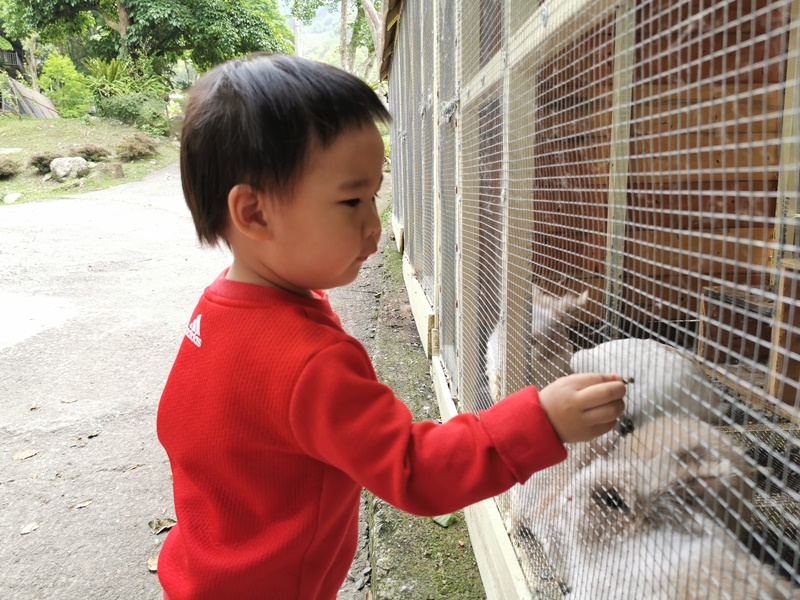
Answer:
[{"xmin": 386, "ymin": 0, "xmax": 800, "ymax": 597}]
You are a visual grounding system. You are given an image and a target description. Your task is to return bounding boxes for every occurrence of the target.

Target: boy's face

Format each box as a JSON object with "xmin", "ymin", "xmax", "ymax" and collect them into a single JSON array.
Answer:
[{"xmin": 255, "ymin": 122, "xmax": 385, "ymax": 294}]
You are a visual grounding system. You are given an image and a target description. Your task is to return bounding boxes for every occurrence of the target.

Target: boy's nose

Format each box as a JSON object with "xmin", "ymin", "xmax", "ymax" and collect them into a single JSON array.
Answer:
[{"xmin": 365, "ymin": 200, "xmax": 382, "ymax": 239}]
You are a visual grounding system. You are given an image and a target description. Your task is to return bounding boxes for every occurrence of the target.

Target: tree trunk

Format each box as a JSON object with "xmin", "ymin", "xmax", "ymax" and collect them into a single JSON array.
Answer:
[
  {"xmin": 23, "ymin": 36, "xmax": 39, "ymax": 93},
  {"xmin": 116, "ymin": 0, "xmax": 130, "ymax": 39},
  {"xmin": 293, "ymin": 18, "xmax": 302, "ymax": 57},
  {"xmin": 339, "ymin": 0, "xmax": 348, "ymax": 70},
  {"xmin": 346, "ymin": 5, "xmax": 360, "ymax": 72},
  {"xmin": 359, "ymin": 0, "xmax": 383, "ymax": 63}
]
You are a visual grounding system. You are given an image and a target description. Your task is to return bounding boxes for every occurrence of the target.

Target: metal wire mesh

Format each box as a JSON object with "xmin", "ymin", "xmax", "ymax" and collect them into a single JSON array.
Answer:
[
  {"xmin": 387, "ymin": 0, "xmax": 800, "ymax": 597},
  {"xmin": 438, "ymin": 0, "xmax": 460, "ymax": 385}
]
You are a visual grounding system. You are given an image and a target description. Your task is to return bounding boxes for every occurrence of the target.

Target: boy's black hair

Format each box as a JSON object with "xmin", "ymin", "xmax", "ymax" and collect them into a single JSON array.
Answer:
[{"xmin": 180, "ymin": 53, "xmax": 391, "ymax": 246}]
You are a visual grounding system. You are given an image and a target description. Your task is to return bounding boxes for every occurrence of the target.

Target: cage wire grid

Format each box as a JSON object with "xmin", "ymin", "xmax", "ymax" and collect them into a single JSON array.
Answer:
[{"xmin": 388, "ymin": 0, "xmax": 800, "ymax": 598}]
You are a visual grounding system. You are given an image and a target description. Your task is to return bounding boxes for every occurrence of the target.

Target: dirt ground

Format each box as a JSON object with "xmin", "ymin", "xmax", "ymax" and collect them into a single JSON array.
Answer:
[{"xmin": 0, "ymin": 164, "xmax": 484, "ymax": 599}]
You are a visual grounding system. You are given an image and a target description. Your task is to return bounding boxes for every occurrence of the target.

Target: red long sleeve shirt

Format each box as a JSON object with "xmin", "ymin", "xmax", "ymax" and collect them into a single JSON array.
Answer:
[{"xmin": 157, "ymin": 272, "xmax": 567, "ymax": 599}]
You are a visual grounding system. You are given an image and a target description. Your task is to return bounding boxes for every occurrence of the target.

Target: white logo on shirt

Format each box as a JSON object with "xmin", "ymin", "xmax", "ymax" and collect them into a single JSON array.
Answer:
[{"xmin": 186, "ymin": 314, "xmax": 202, "ymax": 347}]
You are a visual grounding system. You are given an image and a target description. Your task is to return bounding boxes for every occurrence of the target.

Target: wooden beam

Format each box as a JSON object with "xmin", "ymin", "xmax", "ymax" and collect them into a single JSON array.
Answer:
[
  {"xmin": 603, "ymin": 0, "xmax": 636, "ymax": 334},
  {"xmin": 773, "ymin": 0, "xmax": 800, "ymax": 276},
  {"xmin": 402, "ymin": 254, "xmax": 435, "ymax": 359}
]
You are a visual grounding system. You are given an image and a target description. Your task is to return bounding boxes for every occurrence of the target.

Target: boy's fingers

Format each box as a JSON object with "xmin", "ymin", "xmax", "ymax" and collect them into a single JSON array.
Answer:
[
  {"xmin": 583, "ymin": 398, "xmax": 626, "ymax": 423},
  {"xmin": 590, "ymin": 420, "xmax": 619, "ymax": 438},
  {"xmin": 577, "ymin": 380, "xmax": 627, "ymax": 409},
  {"xmin": 563, "ymin": 372, "xmax": 623, "ymax": 388}
]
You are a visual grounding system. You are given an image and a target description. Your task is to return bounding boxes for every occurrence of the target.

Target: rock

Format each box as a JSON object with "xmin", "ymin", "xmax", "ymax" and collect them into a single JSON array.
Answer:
[
  {"xmin": 3, "ymin": 192, "xmax": 23, "ymax": 204},
  {"xmin": 50, "ymin": 157, "xmax": 90, "ymax": 182},
  {"xmin": 98, "ymin": 162, "xmax": 125, "ymax": 179}
]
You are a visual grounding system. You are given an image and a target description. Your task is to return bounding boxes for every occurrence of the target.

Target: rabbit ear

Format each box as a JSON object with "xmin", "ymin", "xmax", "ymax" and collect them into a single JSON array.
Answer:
[{"xmin": 552, "ymin": 290, "xmax": 589, "ymax": 322}]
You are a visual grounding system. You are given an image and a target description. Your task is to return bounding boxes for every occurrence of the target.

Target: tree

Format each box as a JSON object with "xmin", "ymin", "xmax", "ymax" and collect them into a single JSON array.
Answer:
[
  {"xmin": 5, "ymin": 0, "xmax": 294, "ymax": 74},
  {"xmin": 39, "ymin": 51, "xmax": 92, "ymax": 116},
  {"xmin": 291, "ymin": 0, "xmax": 381, "ymax": 80}
]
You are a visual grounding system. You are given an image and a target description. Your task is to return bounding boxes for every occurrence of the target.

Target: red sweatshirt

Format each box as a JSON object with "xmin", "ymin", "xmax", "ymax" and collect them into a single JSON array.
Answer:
[{"xmin": 157, "ymin": 271, "xmax": 567, "ymax": 599}]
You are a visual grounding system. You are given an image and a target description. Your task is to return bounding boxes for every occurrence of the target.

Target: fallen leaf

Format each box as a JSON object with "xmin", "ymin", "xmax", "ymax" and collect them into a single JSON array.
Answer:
[
  {"xmin": 87, "ymin": 431, "xmax": 100, "ymax": 439},
  {"xmin": 20, "ymin": 523, "xmax": 39, "ymax": 535},
  {"xmin": 30, "ymin": 404, "xmax": 40, "ymax": 411},
  {"xmin": 147, "ymin": 555, "xmax": 158, "ymax": 572},
  {"xmin": 61, "ymin": 398, "xmax": 77, "ymax": 404},
  {"xmin": 69, "ymin": 499, "xmax": 93, "ymax": 509},
  {"xmin": 149, "ymin": 517, "xmax": 177, "ymax": 535},
  {"xmin": 12, "ymin": 450, "xmax": 37, "ymax": 461},
  {"xmin": 431, "ymin": 513, "xmax": 457, "ymax": 528}
]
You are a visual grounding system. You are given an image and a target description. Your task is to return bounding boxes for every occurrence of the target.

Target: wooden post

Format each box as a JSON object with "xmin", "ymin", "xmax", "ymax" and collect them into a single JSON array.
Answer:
[
  {"xmin": 773, "ymin": 0, "xmax": 800, "ymax": 276},
  {"xmin": 603, "ymin": 0, "xmax": 636, "ymax": 335},
  {"xmin": 767, "ymin": 258, "xmax": 800, "ymax": 409}
]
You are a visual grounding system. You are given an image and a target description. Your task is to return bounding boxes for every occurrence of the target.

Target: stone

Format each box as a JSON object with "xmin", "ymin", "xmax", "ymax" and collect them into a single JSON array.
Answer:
[
  {"xmin": 3, "ymin": 192, "xmax": 23, "ymax": 204},
  {"xmin": 98, "ymin": 162, "xmax": 125, "ymax": 179},
  {"xmin": 50, "ymin": 157, "xmax": 90, "ymax": 182}
]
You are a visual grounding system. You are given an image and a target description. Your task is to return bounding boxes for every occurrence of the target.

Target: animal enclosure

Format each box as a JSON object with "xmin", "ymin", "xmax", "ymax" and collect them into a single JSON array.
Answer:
[{"xmin": 382, "ymin": 0, "xmax": 800, "ymax": 597}]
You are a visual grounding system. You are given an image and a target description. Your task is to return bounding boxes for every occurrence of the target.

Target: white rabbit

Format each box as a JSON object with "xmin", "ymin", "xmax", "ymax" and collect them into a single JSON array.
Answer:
[
  {"xmin": 499, "ymin": 290, "xmax": 726, "ymax": 538},
  {"xmin": 537, "ymin": 415, "xmax": 796, "ymax": 600},
  {"xmin": 486, "ymin": 321, "xmax": 503, "ymax": 403},
  {"xmin": 570, "ymin": 338, "xmax": 723, "ymax": 426}
]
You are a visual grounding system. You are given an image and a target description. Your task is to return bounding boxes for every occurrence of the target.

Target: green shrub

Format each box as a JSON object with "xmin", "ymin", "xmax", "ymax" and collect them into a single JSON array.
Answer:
[
  {"xmin": 71, "ymin": 144, "xmax": 110, "ymax": 162},
  {"xmin": 0, "ymin": 157, "xmax": 21, "ymax": 180},
  {"xmin": 97, "ymin": 93, "xmax": 169, "ymax": 135},
  {"xmin": 116, "ymin": 133, "xmax": 158, "ymax": 162},
  {"xmin": 27, "ymin": 151, "xmax": 62, "ymax": 174},
  {"xmin": 39, "ymin": 52, "xmax": 92, "ymax": 118}
]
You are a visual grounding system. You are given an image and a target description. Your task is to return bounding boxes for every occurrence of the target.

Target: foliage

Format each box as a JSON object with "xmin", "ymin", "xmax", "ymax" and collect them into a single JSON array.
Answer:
[
  {"xmin": 27, "ymin": 151, "xmax": 61, "ymax": 173},
  {"xmin": 83, "ymin": 57, "xmax": 132, "ymax": 97},
  {"xmin": 171, "ymin": 59, "xmax": 197, "ymax": 91},
  {"xmin": 115, "ymin": 132, "xmax": 158, "ymax": 162},
  {"xmin": 71, "ymin": 143, "xmax": 110, "ymax": 162},
  {"xmin": 97, "ymin": 93, "xmax": 168, "ymax": 134},
  {"xmin": 83, "ymin": 56, "xmax": 166, "ymax": 100},
  {"xmin": 39, "ymin": 51, "xmax": 91, "ymax": 117},
  {"xmin": 0, "ymin": 157, "xmax": 21, "ymax": 179},
  {"xmin": 290, "ymin": 0, "xmax": 381, "ymax": 79},
  {"xmin": 8, "ymin": 0, "xmax": 294, "ymax": 76},
  {"xmin": 0, "ymin": 34, "xmax": 11, "ymax": 50}
]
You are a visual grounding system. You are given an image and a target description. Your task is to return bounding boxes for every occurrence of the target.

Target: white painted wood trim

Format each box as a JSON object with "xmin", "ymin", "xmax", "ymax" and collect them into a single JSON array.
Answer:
[
  {"xmin": 402, "ymin": 254, "xmax": 435, "ymax": 358},
  {"xmin": 431, "ymin": 357, "xmax": 532, "ymax": 600}
]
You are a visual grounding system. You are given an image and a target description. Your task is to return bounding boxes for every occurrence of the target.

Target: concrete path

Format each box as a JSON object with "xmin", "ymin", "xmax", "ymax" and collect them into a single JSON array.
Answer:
[{"xmin": 0, "ymin": 163, "xmax": 230, "ymax": 599}]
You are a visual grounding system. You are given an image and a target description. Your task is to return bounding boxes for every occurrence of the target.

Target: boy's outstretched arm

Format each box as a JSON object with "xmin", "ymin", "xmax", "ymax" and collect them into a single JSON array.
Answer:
[
  {"xmin": 289, "ymin": 341, "xmax": 626, "ymax": 517},
  {"xmin": 538, "ymin": 373, "xmax": 627, "ymax": 443}
]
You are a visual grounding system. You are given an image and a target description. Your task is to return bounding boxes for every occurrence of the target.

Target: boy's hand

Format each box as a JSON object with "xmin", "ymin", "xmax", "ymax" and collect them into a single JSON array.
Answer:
[{"xmin": 538, "ymin": 373, "xmax": 626, "ymax": 443}]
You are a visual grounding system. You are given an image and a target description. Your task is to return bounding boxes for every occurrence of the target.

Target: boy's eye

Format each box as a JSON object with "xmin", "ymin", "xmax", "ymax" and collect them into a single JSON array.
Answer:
[{"xmin": 342, "ymin": 198, "xmax": 360, "ymax": 207}]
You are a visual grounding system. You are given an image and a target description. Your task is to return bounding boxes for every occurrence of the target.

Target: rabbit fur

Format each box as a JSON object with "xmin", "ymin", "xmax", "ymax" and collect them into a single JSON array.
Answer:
[
  {"xmin": 502, "ymin": 295, "xmax": 725, "ymax": 534},
  {"xmin": 537, "ymin": 415, "xmax": 795, "ymax": 600},
  {"xmin": 570, "ymin": 338, "xmax": 722, "ymax": 426},
  {"xmin": 486, "ymin": 287, "xmax": 588, "ymax": 403}
]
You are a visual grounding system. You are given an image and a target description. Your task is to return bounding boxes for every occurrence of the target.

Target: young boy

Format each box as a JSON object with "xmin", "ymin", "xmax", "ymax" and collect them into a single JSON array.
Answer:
[{"xmin": 157, "ymin": 53, "xmax": 626, "ymax": 600}]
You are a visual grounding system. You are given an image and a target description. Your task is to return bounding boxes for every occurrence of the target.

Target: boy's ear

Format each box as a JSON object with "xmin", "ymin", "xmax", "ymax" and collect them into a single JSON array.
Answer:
[{"xmin": 227, "ymin": 184, "xmax": 272, "ymax": 241}]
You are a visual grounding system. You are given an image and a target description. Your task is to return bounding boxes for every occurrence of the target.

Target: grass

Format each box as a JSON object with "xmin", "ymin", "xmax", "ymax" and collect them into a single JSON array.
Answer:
[
  {"xmin": 368, "ymin": 236, "xmax": 486, "ymax": 600},
  {"xmin": 0, "ymin": 116, "xmax": 179, "ymax": 203}
]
